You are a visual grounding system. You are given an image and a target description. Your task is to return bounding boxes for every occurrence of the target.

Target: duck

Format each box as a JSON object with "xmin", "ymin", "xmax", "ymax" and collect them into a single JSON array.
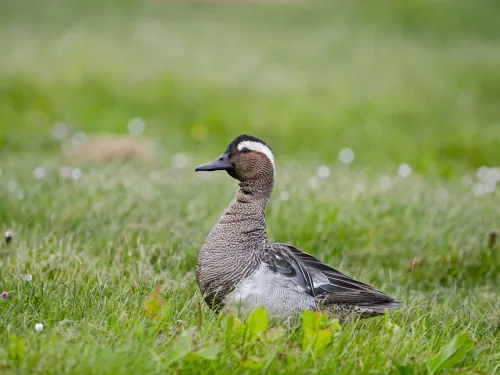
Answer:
[{"xmin": 194, "ymin": 134, "xmax": 402, "ymax": 322}]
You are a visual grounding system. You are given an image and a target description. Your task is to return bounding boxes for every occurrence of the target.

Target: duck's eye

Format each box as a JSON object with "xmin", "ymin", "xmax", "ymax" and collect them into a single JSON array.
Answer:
[{"xmin": 241, "ymin": 148, "xmax": 250, "ymax": 153}]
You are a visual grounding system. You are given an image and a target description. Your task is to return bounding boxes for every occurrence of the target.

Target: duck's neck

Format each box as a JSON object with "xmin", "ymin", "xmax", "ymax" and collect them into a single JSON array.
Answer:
[
  {"xmin": 218, "ymin": 178, "xmax": 274, "ymax": 243},
  {"xmin": 197, "ymin": 176, "xmax": 274, "ymax": 308},
  {"xmin": 200, "ymin": 177, "xmax": 275, "ymax": 258}
]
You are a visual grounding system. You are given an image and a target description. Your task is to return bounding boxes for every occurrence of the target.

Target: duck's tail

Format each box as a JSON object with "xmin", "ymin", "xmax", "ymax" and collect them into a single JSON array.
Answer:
[{"xmin": 367, "ymin": 300, "xmax": 403, "ymax": 313}]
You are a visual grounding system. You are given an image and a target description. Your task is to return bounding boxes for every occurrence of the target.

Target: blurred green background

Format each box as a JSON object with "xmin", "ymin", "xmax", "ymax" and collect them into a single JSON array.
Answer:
[
  {"xmin": 1, "ymin": 1, "xmax": 500, "ymax": 373},
  {"xmin": 1, "ymin": 0, "xmax": 499, "ymax": 176}
]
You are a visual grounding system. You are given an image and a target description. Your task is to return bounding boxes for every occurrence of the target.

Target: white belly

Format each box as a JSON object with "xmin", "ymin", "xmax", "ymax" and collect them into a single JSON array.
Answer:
[{"xmin": 224, "ymin": 264, "xmax": 316, "ymax": 318}]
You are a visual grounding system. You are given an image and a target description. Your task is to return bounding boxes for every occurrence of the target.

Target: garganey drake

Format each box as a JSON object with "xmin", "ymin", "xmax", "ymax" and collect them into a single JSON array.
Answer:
[{"xmin": 195, "ymin": 134, "xmax": 402, "ymax": 322}]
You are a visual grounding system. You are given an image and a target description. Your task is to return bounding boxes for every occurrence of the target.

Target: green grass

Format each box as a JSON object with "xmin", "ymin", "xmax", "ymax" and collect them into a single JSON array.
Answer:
[{"xmin": 1, "ymin": 0, "xmax": 500, "ymax": 373}]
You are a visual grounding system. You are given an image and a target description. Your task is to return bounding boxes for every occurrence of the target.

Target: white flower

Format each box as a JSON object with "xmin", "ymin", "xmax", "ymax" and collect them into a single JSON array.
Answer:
[
  {"xmin": 71, "ymin": 168, "xmax": 82, "ymax": 181},
  {"xmin": 316, "ymin": 165, "xmax": 330, "ymax": 179},
  {"xmin": 52, "ymin": 123, "xmax": 68, "ymax": 140},
  {"xmin": 5, "ymin": 229, "xmax": 13, "ymax": 242},
  {"xmin": 308, "ymin": 177, "xmax": 319, "ymax": 190},
  {"xmin": 71, "ymin": 132, "xmax": 87, "ymax": 149},
  {"xmin": 33, "ymin": 167, "xmax": 46, "ymax": 180},
  {"xmin": 398, "ymin": 163, "xmax": 412, "ymax": 178},
  {"xmin": 491, "ymin": 168, "xmax": 500, "ymax": 183},
  {"xmin": 24, "ymin": 274, "xmax": 32, "ymax": 282},
  {"xmin": 127, "ymin": 117, "xmax": 145, "ymax": 136},
  {"xmin": 171, "ymin": 153, "xmax": 187, "ymax": 170},
  {"xmin": 7, "ymin": 180, "xmax": 17, "ymax": 192},
  {"xmin": 280, "ymin": 190, "xmax": 290, "ymax": 201},
  {"xmin": 473, "ymin": 182, "xmax": 495, "ymax": 197},
  {"xmin": 477, "ymin": 166, "xmax": 500, "ymax": 185},
  {"xmin": 35, "ymin": 323, "xmax": 44, "ymax": 332},
  {"xmin": 379, "ymin": 176, "xmax": 392, "ymax": 191},
  {"xmin": 338, "ymin": 148, "xmax": 355, "ymax": 165},
  {"xmin": 476, "ymin": 166, "xmax": 489, "ymax": 182}
]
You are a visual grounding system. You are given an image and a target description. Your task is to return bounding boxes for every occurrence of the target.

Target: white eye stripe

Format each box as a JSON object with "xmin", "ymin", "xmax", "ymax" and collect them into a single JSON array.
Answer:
[{"xmin": 237, "ymin": 141, "xmax": 275, "ymax": 168}]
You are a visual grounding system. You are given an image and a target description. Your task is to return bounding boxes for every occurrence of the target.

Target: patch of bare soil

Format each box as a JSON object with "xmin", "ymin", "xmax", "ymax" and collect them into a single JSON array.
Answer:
[{"xmin": 62, "ymin": 134, "xmax": 157, "ymax": 164}]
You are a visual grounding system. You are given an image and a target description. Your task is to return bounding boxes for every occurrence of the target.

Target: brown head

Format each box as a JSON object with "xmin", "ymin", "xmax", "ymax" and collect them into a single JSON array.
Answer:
[{"xmin": 195, "ymin": 134, "xmax": 275, "ymax": 182}]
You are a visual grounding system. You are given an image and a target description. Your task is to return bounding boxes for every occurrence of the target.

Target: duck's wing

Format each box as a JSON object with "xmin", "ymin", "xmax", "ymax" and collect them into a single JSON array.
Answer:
[{"xmin": 263, "ymin": 243, "xmax": 401, "ymax": 308}]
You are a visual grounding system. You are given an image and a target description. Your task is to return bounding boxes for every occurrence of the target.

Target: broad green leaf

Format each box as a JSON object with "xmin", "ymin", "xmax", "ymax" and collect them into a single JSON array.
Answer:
[
  {"xmin": 302, "ymin": 330, "xmax": 313, "ymax": 351},
  {"xmin": 301, "ymin": 310, "xmax": 330, "ymax": 329},
  {"xmin": 391, "ymin": 358, "xmax": 415, "ymax": 375},
  {"xmin": 224, "ymin": 313, "xmax": 243, "ymax": 336},
  {"xmin": 165, "ymin": 328, "xmax": 194, "ymax": 366},
  {"xmin": 300, "ymin": 310, "xmax": 316, "ymax": 332},
  {"xmin": 427, "ymin": 332, "xmax": 475, "ymax": 375},
  {"xmin": 236, "ymin": 354, "xmax": 264, "ymax": 369},
  {"xmin": 244, "ymin": 307, "xmax": 268, "ymax": 342},
  {"xmin": 224, "ymin": 313, "xmax": 235, "ymax": 348},
  {"xmin": 468, "ymin": 345, "xmax": 491, "ymax": 361},
  {"xmin": 260, "ymin": 326, "xmax": 286, "ymax": 343},
  {"xmin": 232, "ymin": 316, "xmax": 244, "ymax": 335},
  {"xmin": 300, "ymin": 310, "xmax": 335, "ymax": 353},
  {"xmin": 328, "ymin": 319, "xmax": 342, "ymax": 331},
  {"xmin": 184, "ymin": 343, "xmax": 221, "ymax": 362},
  {"xmin": 312, "ymin": 329, "xmax": 332, "ymax": 355},
  {"xmin": 8, "ymin": 335, "xmax": 25, "ymax": 361},
  {"xmin": 301, "ymin": 310, "xmax": 326, "ymax": 332},
  {"xmin": 302, "ymin": 329, "xmax": 333, "ymax": 355},
  {"xmin": 143, "ymin": 284, "xmax": 165, "ymax": 320}
]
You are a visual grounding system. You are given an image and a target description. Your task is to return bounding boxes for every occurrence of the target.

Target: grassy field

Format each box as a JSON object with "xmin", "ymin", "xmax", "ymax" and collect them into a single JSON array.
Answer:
[{"xmin": 1, "ymin": 0, "xmax": 500, "ymax": 373}]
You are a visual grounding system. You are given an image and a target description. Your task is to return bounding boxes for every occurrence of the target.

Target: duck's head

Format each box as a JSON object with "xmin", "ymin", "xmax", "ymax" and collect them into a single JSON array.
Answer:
[{"xmin": 195, "ymin": 134, "xmax": 274, "ymax": 181}]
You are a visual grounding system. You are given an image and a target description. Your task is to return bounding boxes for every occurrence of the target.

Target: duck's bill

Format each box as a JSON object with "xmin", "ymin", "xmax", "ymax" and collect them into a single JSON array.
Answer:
[{"xmin": 195, "ymin": 153, "xmax": 233, "ymax": 172}]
